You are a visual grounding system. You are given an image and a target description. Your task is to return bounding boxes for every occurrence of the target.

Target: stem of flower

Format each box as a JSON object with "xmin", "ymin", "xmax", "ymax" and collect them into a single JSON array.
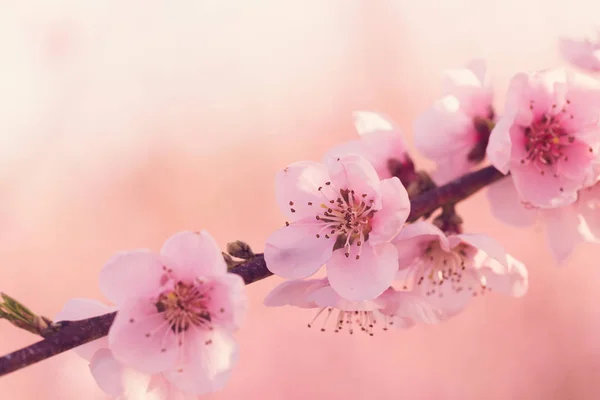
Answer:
[{"xmin": 0, "ymin": 166, "xmax": 506, "ymax": 378}]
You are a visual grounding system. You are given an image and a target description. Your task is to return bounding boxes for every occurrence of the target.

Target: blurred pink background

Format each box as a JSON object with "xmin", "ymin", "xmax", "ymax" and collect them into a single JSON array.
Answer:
[{"xmin": 2, "ymin": 1, "xmax": 600, "ymax": 399}]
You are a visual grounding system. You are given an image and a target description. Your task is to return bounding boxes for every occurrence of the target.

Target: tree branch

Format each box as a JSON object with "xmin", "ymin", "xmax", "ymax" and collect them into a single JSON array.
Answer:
[{"xmin": 0, "ymin": 166, "xmax": 506, "ymax": 378}]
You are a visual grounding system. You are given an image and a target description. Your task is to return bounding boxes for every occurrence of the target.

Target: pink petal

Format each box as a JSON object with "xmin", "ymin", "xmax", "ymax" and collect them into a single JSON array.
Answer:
[
  {"xmin": 477, "ymin": 254, "xmax": 528, "ymax": 297},
  {"xmin": 413, "ymin": 96, "xmax": 479, "ymax": 185},
  {"xmin": 324, "ymin": 129, "xmax": 408, "ymax": 181},
  {"xmin": 414, "ymin": 96, "xmax": 475, "ymax": 158},
  {"xmin": 369, "ymin": 177, "xmax": 410, "ymax": 244},
  {"xmin": 540, "ymin": 205, "xmax": 584, "ymax": 263},
  {"xmin": 456, "ymin": 233, "xmax": 509, "ymax": 266},
  {"xmin": 393, "ymin": 224, "xmax": 446, "ymax": 275},
  {"xmin": 108, "ymin": 299, "xmax": 178, "ymax": 374},
  {"xmin": 275, "ymin": 161, "xmax": 331, "ymax": 220},
  {"xmin": 326, "ymin": 242, "xmax": 398, "ymax": 301},
  {"xmin": 358, "ymin": 130, "xmax": 408, "ymax": 178},
  {"xmin": 263, "ymin": 279, "xmax": 328, "ymax": 308},
  {"xmin": 326, "ymin": 154, "xmax": 382, "ymax": 209},
  {"xmin": 418, "ymin": 282, "xmax": 473, "ymax": 319},
  {"xmin": 89, "ymin": 348, "xmax": 126, "ymax": 397},
  {"xmin": 486, "ymin": 178, "xmax": 537, "ymax": 227},
  {"xmin": 54, "ymin": 298, "xmax": 115, "ymax": 361},
  {"xmin": 160, "ymin": 230, "xmax": 226, "ymax": 281},
  {"xmin": 164, "ymin": 329, "xmax": 238, "ymax": 395},
  {"xmin": 557, "ymin": 141, "xmax": 597, "ymax": 181},
  {"xmin": 441, "ymin": 60, "xmax": 492, "ymax": 117},
  {"xmin": 393, "ymin": 221, "xmax": 449, "ymax": 258},
  {"xmin": 264, "ymin": 220, "xmax": 334, "ymax": 279},
  {"xmin": 559, "ymin": 37, "xmax": 600, "ymax": 72},
  {"xmin": 99, "ymin": 251, "xmax": 166, "ymax": 306},
  {"xmin": 323, "ymin": 139, "xmax": 367, "ymax": 164},
  {"xmin": 308, "ymin": 285, "xmax": 381, "ymax": 311},
  {"xmin": 487, "ymin": 114, "xmax": 515, "ymax": 174},
  {"xmin": 119, "ymin": 368, "xmax": 154, "ymax": 399},
  {"xmin": 511, "ymin": 163, "xmax": 579, "ymax": 208},
  {"xmin": 382, "ymin": 291, "xmax": 444, "ymax": 325},
  {"xmin": 144, "ymin": 375, "xmax": 197, "ymax": 400},
  {"xmin": 579, "ymin": 184, "xmax": 600, "ymax": 241},
  {"xmin": 205, "ymin": 273, "xmax": 247, "ymax": 331},
  {"xmin": 353, "ymin": 111, "xmax": 396, "ymax": 135}
]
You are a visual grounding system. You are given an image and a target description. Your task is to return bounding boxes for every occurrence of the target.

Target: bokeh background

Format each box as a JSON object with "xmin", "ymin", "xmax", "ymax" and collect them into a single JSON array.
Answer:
[{"xmin": 1, "ymin": 1, "xmax": 600, "ymax": 399}]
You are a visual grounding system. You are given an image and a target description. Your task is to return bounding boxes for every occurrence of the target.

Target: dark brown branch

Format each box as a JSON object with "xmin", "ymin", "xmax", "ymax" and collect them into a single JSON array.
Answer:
[
  {"xmin": 407, "ymin": 166, "xmax": 504, "ymax": 222},
  {"xmin": 0, "ymin": 166, "xmax": 505, "ymax": 378}
]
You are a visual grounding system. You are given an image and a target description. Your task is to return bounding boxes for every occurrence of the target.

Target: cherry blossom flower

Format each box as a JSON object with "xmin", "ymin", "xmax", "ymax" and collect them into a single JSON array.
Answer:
[
  {"xmin": 559, "ymin": 32, "xmax": 600, "ymax": 72},
  {"xmin": 55, "ymin": 299, "xmax": 198, "ymax": 399},
  {"xmin": 324, "ymin": 111, "xmax": 416, "ymax": 184},
  {"xmin": 97, "ymin": 230, "xmax": 246, "ymax": 395},
  {"xmin": 414, "ymin": 59, "xmax": 494, "ymax": 184},
  {"xmin": 393, "ymin": 222, "xmax": 528, "ymax": 318},
  {"xmin": 487, "ymin": 177, "xmax": 600, "ymax": 263},
  {"xmin": 264, "ymin": 154, "xmax": 410, "ymax": 301},
  {"xmin": 264, "ymin": 278, "xmax": 442, "ymax": 334},
  {"xmin": 487, "ymin": 68, "xmax": 600, "ymax": 208}
]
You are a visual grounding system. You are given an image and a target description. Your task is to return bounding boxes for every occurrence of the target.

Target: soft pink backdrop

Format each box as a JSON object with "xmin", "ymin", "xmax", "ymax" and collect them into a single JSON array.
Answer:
[{"xmin": 1, "ymin": 1, "xmax": 600, "ymax": 399}]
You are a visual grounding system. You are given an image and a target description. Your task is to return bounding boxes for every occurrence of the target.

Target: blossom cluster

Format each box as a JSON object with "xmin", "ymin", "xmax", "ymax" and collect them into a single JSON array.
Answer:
[
  {"xmin": 46, "ymin": 35, "xmax": 600, "ymax": 399},
  {"xmin": 56, "ymin": 231, "xmax": 247, "ymax": 399}
]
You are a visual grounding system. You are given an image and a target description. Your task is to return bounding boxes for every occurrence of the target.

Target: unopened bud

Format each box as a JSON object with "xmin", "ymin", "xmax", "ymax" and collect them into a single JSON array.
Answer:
[{"xmin": 226, "ymin": 240, "xmax": 255, "ymax": 260}]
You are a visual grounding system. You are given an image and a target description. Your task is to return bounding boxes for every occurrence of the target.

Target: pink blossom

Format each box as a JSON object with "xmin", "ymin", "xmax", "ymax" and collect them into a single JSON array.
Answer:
[
  {"xmin": 487, "ymin": 69, "xmax": 600, "ymax": 208},
  {"xmin": 97, "ymin": 230, "xmax": 246, "ymax": 395},
  {"xmin": 323, "ymin": 111, "xmax": 415, "ymax": 183},
  {"xmin": 559, "ymin": 33, "xmax": 600, "ymax": 72},
  {"xmin": 393, "ymin": 222, "xmax": 528, "ymax": 318},
  {"xmin": 488, "ymin": 177, "xmax": 600, "ymax": 262},
  {"xmin": 414, "ymin": 59, "xmax": 494, "ymax": 184},
  {"xmin": 55, "ymin": 299, "xmax": 199, "ymax": 399},
  {"xmin": 264, "ymin": 154, "xmax": 410, "ymax": 301},
  {"xmin": 264, "ymin": 278, "xmax": 442, "ymax": 334}
]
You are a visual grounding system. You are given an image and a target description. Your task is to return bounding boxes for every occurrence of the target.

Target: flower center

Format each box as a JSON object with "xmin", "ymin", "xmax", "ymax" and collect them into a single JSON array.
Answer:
[
  {"xmin": 288, "ymin": 181, "xmax": 376, "ymax": 259},
  {"xmin": 156, "ymin": 281, "xmax": 213, "ymax": 333},
  {"xmin": 411, "ymin": 241, "xmax": 488, "ymax": 297},
  {"xmin": 307, "ymin": 307, "xmax": 392, "ymax": 336},
  {"xmin": 520, "ymin": 100, "xmax": 587, "ymax": 174}
]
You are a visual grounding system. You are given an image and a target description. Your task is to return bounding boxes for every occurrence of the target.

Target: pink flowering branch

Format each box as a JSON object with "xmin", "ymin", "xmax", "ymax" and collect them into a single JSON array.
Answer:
[{"xmin": 0, "ymin": 165, "xmax": 505, "ymax": 378}]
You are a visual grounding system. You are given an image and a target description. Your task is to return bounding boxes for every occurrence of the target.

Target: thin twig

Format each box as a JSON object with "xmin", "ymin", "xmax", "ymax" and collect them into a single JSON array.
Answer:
[{"xmin": 0, "ymin": 166, "xmax": 506, "ymax": 378}]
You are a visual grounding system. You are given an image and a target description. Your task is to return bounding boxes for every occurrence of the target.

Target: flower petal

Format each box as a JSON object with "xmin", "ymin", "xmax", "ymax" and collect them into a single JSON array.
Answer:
[
  {"xmin": 263, "ymin": 279, "xmax": 328, "ymax": 308},
  {"xmin": 486, "ymin": 178, "xmax": 537, "ymax": 227},
  {"xmin": 108, "ymin": 299, "xmax": 178, "ymax": 374},
  {"xmin": 579, "ymin": 183, "xmax": 600, "ymax": 241},
  {"xmin": 477, "ymin": 254, "xmax": 528, "ymax": 297},
  {"xmin": 369, "ymin": 177, "xmax": 410, "ymax": 244},
  {"xmin": 99, "ymin": 251, "xmax": 166, "ymax": 305},
  {"xmin": 164, "ymin": 329, "xmax": 238, "ymax": 395},
  {"xmin": 393, "ymin": 221, "xmax": 450, "ymax": 265},
  {"xmin": 327, "ymin": 154, "xmax": 382, "ymax": 209},
  {"xmin": 511, "ymin": 163, "xmax": 579, "ymax": 208},
  {"xmin": 275, "ymin": 161, "xmax": 331, "ymax": 220},
  {"xmin": 326, "ymin": 243, "xmax": 398, "ymax": 301},
  {"xmin": 353, "ymin": 111, "xmax": 395, "ymax": 135},
  {"xmin": 540, "ymin": 205, "xmax": 584, "ymax": 263},
  {"xmin": 264, "ymin": 220, "xmax": 334, "ymax": 279},
  {"xmin": 457, "ymin": 233, "xmax": 509, "ymax": 266},
  {"xmin": 206, "ymin": 273, "xmax": 247, "ymax": 331},
  {"xmin": 418, "ymin": 282, "xmax": 473, "ymax": 319},
  {"xmin": 487, "ymin": 113, "xmax": 515, "ymax": 174},
  {"xmin": 308, "ymin": 285, "xmax": 380, "ymax": 311},
  {"xmin": 54, "ymin": 298, "xmax": 115, "ymax": 361},
  {"xmin": 89, "ymin": 348, "xmax": 126, "ymax": 397},
  {"xmin": 160, "ymin": 230, "xmax": 226, "ymax": 280},
  {"xmin": 381, "ymin": 290, "xmax": 444, "ymax": 326}
]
